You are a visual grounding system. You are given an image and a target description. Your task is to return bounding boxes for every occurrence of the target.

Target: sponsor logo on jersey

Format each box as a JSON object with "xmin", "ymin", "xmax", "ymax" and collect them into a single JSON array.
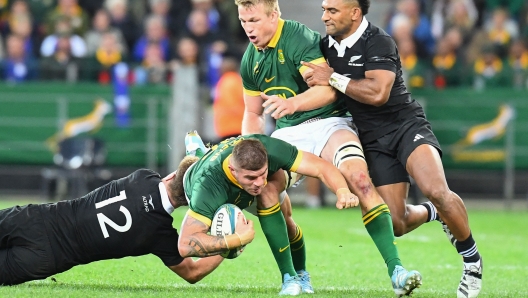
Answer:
[
  {"xmin": 265, "ymin": 76, "xmax": 275, "ymax": 83},
  {"xmin": 413, "ymin": 134, "xmax": 424, "ymax": 142},
  {"xmin": 278, "ymin": 49, "xmax": 285, "ymax": 64},
  {"xmin": 148, "ymin": 195, "xmax": 155, "ymax": 210},
  {"xmin": 142, "ymin": 196, "xmax": 150, "ymax": 212},
  {"xmin": 348, "ymin": 55, "xmax": 364, "ymax": 66}
]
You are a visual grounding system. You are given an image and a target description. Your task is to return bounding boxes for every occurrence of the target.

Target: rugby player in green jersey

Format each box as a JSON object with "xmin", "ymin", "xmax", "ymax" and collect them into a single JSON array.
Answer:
[
  {"xmin": 236, "ymin": 0, "xmax": 421, "ymax": 296},
  {"xmin": 177, "ymin": 134, "xmax": 359, "ymax": 295}
]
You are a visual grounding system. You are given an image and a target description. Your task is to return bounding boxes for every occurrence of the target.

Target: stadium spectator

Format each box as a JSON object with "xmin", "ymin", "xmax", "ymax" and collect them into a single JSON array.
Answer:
[
  {"xmin": 184, "ymin": 9, "xmax": 230, "ymax": 91},
  {"xmin": 398, "ymin": 38, "xmax": 428, "ymax": 89},
  {"xmin": 432, "ymin": 34, "xmax": 467, "ymax": 88},
  {"xmin": 40, "ymin": 16, "xmax": 87, "ymax": 58},
  {"xmin": 132, "ymin": 14, "xmax": 170, "ymax": 62},
  {"xmin": 0, "ymin": 168, "xmax": 225, "ymax": 286},
  {"xmin": 472, "ymin": 44, "xmax": 511, "ymax": 89},
  {"xmin": 83, "ymin": 31, "xmax": 126, "ymax": 83},
  {"xmin": 174, "ymin": 37, "xmax": 199, "ymax": 66},
  {"xmin": 508, "ymin": 39, "xmax": 528, "ymax": 89},
  {"xmin": 190, "ymin": 0, "xmax": 227, "ymax": 34},
  {"xmin": 485, "ymin": 0, "xmax": 525, "ymax": 19},
  {"xmin": 484, "ymin": 7, "xmax": 519, "ymax": 58},
  {"xmin": 44, "ymin": 0, "xmax": 90, "ymax": 36},
  {"xmin": 387, "ymin": 0, "xmax": 436, "ymax": 57},
  {"xmin": 147, "ymin": 0, "xmax": 179, "ymax": 38},
  {"xmin": 0, "ymin": 34, "xmax": 37, "ymax": 82},
  {"xmin": 212, "ymin": 55, "xmax": 244, "ymax": 142},
  {"xmin": 84, "ymin": 8, "xmax": 127, "ymax": 56},
  {"xmin": 39, "ymin": 35, "xmax": 80, "ymax": 82},
  {"xmin": 134, "ymin": 42, "xmax": 168, "ymax": 85},
  {"xmin": 105, "ymin": 0, "xmax": 139, "ymax": 52},
  {"xmin": 5, "ymin": 12, "xmax": 37, "ymax": 58},
  {"xmin": 390, "ymin": 14, "xmax": 429, "ymax": 59},
  {"xmin": 431, "ymin": 0, "xmax": 478, "ymax": 40}
]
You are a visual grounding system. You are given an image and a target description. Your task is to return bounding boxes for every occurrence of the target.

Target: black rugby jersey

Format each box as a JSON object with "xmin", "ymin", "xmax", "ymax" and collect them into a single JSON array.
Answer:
[
  {"xmin": 39, "ymin": 169, "xmax": 183, "ymax": 272},
  {"xmin": 321, "ymin": 20, "xmax": 425, "ymax": 144}
]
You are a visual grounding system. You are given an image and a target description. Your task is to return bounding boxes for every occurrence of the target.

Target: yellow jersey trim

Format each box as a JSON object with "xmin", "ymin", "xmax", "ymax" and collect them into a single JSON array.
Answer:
[
  {"xmin": 254, "ymin": 18, "xmax": 285, "ymax": 50},
  {"xmin": 222, "ymin": 155, "xmax": 243, "ymax": 189},
  {"xmin": 290, "ymin": 150, "xmax": 303, "ymax": 172},
  {"xmin": 187, "ymin": 209, "xmax": 212, "ymax": 227},
  {"xmin": 299, "ymin": 57, "xmax": 327, "ymax": 75},
  {"xmin": 243, "ymin": 88, "xmax": 261, "ymax": 96}
]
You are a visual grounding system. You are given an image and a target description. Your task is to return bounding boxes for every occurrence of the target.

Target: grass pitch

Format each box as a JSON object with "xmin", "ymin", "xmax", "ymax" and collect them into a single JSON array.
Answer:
[{"xmin": 0, "ymin": 199, "xmax": 527, "ymax": 297}]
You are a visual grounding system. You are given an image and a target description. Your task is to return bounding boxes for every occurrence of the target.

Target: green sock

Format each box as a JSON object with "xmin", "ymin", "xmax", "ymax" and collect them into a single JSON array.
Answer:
[
  {"xmin": 258, "ymin": 203, "xmax": 296, "ymax": 278},
  {"xmin": 363, "ymin": 204, "xmax": 402, "ymax": 277},
  {"xmin": 290, "ymin": 224, "xmax": 306, "ymax": 272}
]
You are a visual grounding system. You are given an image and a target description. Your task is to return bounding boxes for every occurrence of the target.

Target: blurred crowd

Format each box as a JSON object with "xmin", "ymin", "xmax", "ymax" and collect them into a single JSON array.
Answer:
[
  {"xmin": 387, "ymin": 0, "xmax": 528, "ymax": 90},
  {"xmin": 0, "ymin": 0, "xmax": 527, "ymax": 91},
  {"xmin": 0, "ymin": 0, "xmax": 246, "ymax": 87}
]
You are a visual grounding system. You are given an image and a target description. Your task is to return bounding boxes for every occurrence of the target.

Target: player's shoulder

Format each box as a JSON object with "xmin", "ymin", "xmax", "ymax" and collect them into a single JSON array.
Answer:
[
  {"xmin": 363, "ymin": 22, "xmax": 394, "ymax": 44},
  {"xmin": 282, "ymin": 19, "xmax": 320, "ymax": 41}
]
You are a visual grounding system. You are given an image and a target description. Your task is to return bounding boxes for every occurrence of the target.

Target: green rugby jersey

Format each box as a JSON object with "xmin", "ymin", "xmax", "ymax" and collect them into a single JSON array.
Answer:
[
  {"xmin": 240, "ymin": 19, "xmax": 348, "ymax": 129},
  {"xmin": 184, "ymin": 134, "xmax": 303, "ymax": 225}
]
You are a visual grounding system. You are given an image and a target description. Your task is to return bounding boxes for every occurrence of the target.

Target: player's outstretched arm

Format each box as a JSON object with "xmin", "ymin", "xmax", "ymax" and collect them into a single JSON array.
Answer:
[
  {"xmin": 178, "ymin": 212, "xmax": 254, "ymax": 258},
  {"xmin": 242, "ymin": 94, "xmax": 266, "ymax": 135},
  {"xmin": 303, "ymin": 61, "xmax": 396, "ymax": 107},
  {"xmin": 295, "ymin": 151, "xmax": 359, "ymax": 209},
  {"xmin": 168, "ymin": 255, "xmax": 224, "ymax": 284}
]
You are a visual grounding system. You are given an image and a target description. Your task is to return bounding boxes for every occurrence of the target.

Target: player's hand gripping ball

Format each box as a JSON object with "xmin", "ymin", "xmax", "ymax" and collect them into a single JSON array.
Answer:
[{"xmin": 211, "ymin": 204, "xmax": 247, "ymax": 259}]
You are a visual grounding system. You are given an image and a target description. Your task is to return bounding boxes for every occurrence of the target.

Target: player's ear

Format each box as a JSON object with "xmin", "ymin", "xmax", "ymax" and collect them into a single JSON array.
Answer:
[{"xmin": 162, "ymin": 171, "xmax": 177, "ymax": 181}]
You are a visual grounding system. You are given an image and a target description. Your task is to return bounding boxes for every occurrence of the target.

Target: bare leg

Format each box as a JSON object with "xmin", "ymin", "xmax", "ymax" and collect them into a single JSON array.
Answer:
[
  {"xmin": 406, "ymin": 144, "xmax": 470, "ymax": 240},
  {"xmin": 376, "ymin": 183, "xmax": 429, "ymax": 237}
]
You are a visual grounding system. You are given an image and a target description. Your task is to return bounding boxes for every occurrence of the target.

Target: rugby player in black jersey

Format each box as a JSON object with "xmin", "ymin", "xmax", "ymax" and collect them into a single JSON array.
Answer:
[
  {"xmin": 0, "ymin": 166, "xmax": 252, "ymax": 286},
  {"xmin": 263, "ymin": 1, "xmax": 483, "ymax": 297}
]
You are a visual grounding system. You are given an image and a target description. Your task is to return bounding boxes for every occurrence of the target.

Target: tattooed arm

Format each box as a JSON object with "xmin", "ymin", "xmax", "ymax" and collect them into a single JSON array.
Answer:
[{"xmin": 178, "ymin": 211, "xmax": 255, "ymax": 258}]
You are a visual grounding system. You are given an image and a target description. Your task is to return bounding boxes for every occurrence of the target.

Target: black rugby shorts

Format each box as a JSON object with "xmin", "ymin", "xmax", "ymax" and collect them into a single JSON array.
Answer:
[{"xmin": 363, "ymin": 116, "xmax": 442, "ymax": 186}]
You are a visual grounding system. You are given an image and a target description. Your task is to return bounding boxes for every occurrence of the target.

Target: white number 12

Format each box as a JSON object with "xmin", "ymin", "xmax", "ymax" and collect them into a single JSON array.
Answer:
[{"xmin": 95, "ymin": 190, "xmax": 132, "ymax": 238}]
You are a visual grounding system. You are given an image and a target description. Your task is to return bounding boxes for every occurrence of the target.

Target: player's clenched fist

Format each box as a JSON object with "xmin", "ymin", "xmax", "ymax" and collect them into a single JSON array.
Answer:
[
  {"xmin": 335, "ymin": 188, "xmax": 359, "ymax": 209},
  {"xmin": 234, "ymin": 213, "xmax": 255, "ymax": 246}
]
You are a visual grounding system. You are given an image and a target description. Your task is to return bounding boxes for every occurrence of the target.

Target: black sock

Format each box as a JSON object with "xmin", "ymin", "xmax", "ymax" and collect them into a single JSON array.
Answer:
[
  {"xmin": 421, "ymin": 201, "xmax": 438, "ymax": 222},
  {"xmin": 456, "ymin": 233, "xmax": 481, "ymax": 263}
]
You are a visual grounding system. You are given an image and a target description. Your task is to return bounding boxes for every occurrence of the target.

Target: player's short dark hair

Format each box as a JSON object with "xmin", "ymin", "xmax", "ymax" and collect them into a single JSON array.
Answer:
[
  {"xmin": 352, "ymin": 0, "xmax": 370, "ymax": 15},
  {"xmin": 169, "ymin": 156, "xmax": 199, "ymax": 206},
  {"xmin": 232, "ymin": 139, "xmax": 268, "ymax": 171}
]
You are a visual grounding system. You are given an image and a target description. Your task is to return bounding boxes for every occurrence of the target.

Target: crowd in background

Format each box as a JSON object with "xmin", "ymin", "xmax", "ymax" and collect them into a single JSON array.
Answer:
[{"xmin": 0, "ymin": 0, "xmax": 527, "ymax": 91}]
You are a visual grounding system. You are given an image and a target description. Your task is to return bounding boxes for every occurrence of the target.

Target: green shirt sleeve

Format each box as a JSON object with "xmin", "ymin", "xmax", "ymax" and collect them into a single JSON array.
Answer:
[
  {"xmin": 288, "ymin": 23, "xmax": 326, "ymax": 74},
  {"xmin": 240, "ymin": 50, "xmax": 261, "ymax": 96},
  {"xmin": 188, "ymin": 176, "xmax": 229, "ymax": 224}
]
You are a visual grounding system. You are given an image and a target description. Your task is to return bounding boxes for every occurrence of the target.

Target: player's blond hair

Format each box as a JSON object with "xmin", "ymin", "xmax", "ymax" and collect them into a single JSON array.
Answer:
[
  {"xmin": 168, "ymin": 156, "xmax": 199, "ymax": 206},
  {"xmin": 234, "ymin": 0, "xmax": 281, "ymax": 17}
]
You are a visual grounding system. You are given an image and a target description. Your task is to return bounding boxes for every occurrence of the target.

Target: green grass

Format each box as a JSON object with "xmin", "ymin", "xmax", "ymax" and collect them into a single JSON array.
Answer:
[{"xmin": 0, "ymin": 200, "xmax": 527, "ymax": 297}]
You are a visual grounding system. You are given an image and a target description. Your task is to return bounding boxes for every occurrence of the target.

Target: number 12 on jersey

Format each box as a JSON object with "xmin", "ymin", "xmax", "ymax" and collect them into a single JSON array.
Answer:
[{"xmin": 95, "ymin": 190, "xmax": 132, "ymax": 238}]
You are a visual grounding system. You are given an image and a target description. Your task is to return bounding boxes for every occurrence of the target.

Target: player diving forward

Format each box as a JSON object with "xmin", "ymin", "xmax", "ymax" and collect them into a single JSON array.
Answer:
[
  {"xmin": 0, "ymin": 168, "xmax": 227, "ymax": 286},
  {"xmin": 178, "ymin": 133, "xmax": 359, "ymax": 295}
]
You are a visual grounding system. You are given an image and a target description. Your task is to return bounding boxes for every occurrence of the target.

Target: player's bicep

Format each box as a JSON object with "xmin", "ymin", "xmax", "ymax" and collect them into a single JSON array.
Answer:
[
  {"xmin": 243, "ymin": 93, "xmax": 264, "ymax": 115},
  {"xmin": 365, "ymin": 69, "xmax": 396, "ymax": 95}
]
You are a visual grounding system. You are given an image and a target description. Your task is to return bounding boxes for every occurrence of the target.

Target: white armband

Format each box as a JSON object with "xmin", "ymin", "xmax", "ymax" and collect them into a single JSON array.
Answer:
[{"xmin": 329, "ymin": 72, "xmax": 351, "ymax": 94}]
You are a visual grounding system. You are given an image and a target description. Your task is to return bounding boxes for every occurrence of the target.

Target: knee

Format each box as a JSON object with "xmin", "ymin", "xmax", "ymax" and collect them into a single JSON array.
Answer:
[
  {"xmin": 422, "ymin": 185, "xmax": 451, "ymax": 207},
  {"xmin": 344, "ymin": 168, "xmax": 374, "ymax": 195}
]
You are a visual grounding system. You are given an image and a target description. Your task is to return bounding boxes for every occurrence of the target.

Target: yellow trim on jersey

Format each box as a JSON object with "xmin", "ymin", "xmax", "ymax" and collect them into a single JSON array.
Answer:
[
  {"xmin": 290, "ymin": 225, "xmax": 303, "ymax": 244},
  {"xmin": 243, "ymin": 88, "xmax": 261, "ymax": 96},
  {"xmin": 187, "ymin": 209, "xmax": 212, "ymax": 227},
  {"xmin": 289, "ymin": 150, "xmax": 303, "ymax": 172},
  {"xmin": 268, "ymin": 18, "xmax": 285, "ymax": 48},
  {"xmin": 362, "ymin": 204, "xmax": 390, "ymax": 225},
  {"xmin": 222, "ymin": 155, "xmax": 243, "ymax": 189},
  {"xmin": 257, "ymin": 202, "xmax": 281, "ymax": 216},
  {"xmin": 299, "ymin": 57, "xmax": 327, "ymax": 75}
]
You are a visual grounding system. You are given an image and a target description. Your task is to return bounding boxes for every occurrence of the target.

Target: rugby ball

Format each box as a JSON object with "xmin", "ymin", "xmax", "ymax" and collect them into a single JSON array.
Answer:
[{"xmin": 211, "ymin": 204, "xmax": 246, "ymax": 259}]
